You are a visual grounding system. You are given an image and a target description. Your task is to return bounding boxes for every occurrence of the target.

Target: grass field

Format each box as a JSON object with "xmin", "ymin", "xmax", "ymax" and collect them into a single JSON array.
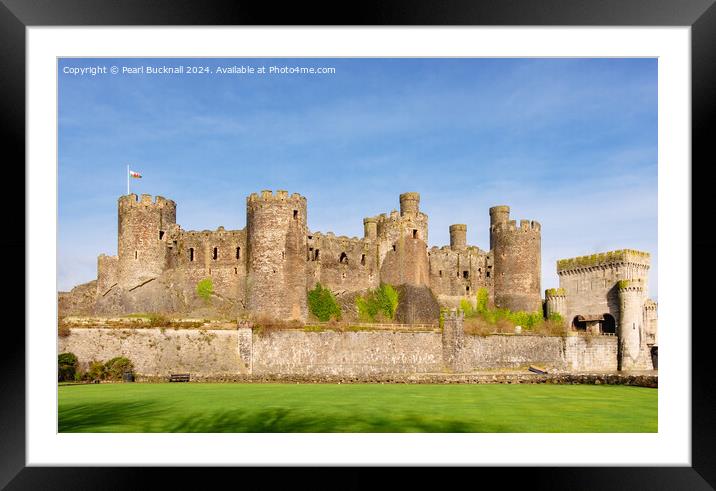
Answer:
[{"xmin": 58, "ymin": 383, "xmax": 657, "ymax": 433}]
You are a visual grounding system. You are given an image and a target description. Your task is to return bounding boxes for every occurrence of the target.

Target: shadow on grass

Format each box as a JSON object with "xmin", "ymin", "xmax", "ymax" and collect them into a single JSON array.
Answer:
[
  {"xmin": 59, "ymin": 400, "xmax": 166, "ymax": 432},
  {"xmin": 163, "ymin": 408, "xmax": 487, "ymax": 433},
  {"xmin": 60, "ymin": 402, "xmax": 495, "ymax": 432}
]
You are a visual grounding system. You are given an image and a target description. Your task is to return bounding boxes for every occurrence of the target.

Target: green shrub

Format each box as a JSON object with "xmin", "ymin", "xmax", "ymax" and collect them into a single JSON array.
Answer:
[
  {"xmin": 459, "ymin": 298, "xmax": 475, "ymax": 317},
  {"xmin": 356, "ymin": 283, "xmax": 399, "ymax": 322},
  {"xmin": 196, "ymin": 278, "xmax": 214, "ymax": 303},
  {"xmin": 307, "ymin": 283, "xmax": 342, "ymax": 321},
  {"xmin": 104, "ymin": 357, "xmax": 134, "ymax": 381},
  {"xmin": 58, "ymin": 352, "xmax": 78, "ymax": 382},
  {"xmin": 476, "ymin": 287, "xmax": 489, "ymax": 314},
  {"xmin": 87, "ymin": 360, "xmax": 106, "ymax": 381},
  {"xmin": 376, "ymin": 283, "xmax": 399, "ymax": 320}
]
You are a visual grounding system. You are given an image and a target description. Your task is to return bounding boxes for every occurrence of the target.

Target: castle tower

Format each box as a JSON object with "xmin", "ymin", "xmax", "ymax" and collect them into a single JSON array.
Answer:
[
  {"xmin": 490, "ymin": 206, "xmax": 541, "ymax": 312},
  {"xmin": 545, "ymin": 288, "xmax": 566, "ymax": 321},
  {"xmin": 449, "ymin": 224, "xmax": 467, "ymax": 250},
  {"xmin": 363, "ymin": 217, "xmax": 378, "ymax": 240},
  {"xmin": 117, "ymin": 193, "xmax": 176, "ymax": 288},
  {"xmin": 618, "ymin": 279, "xmax": 648, "ymax": 370},
  {"xmin": 246, "ymin": 190, "xmax": 308, "ymax": 321},
  {"xmin": 399, "ymin": 192, "xmax": 420, "ymax": 216}
]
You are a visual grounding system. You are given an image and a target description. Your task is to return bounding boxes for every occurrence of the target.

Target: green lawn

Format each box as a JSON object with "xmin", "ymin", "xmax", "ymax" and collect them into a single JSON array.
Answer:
[{"xmin": 58, "ymin": 383, "xmax": 657, "ymax": 433}]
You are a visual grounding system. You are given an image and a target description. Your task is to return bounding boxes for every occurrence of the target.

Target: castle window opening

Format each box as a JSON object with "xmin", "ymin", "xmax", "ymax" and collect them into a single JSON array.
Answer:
[
  {"xmin": 213, "ymin": 247, "xmax": 218, "ymax": 260},
  {"xmin": 293, "ymin": 210, "xmax": 298, "ymax": 220},
  {"xmin": 361, "ymin": 254, "xmax": 366, "ymax": 266},
  {"xmin": 159, "ymin": 231, "xmax": 165, "ymax": 240},
  {"xmin": 315, "ymin": 249, "xmax": 320, "ymax": 261},
  {"xmin": 339, "ymin": 252, "xmax": 348, "ymax": 264},
  {"xmin": 282, "ymin": 251, "xmax": 285, "ymax": 260},
  {"xmin": 236, "ymin": 247, "xmax": 240, "ymax": 259},
  {"xmin": 412, "ymin": 229, "xmax": 418, "ymax": 239},
  {"xmin": 134, "ymin": 251, "xmax": 138, "ymax": 260},
  {"xmin": 486, "ymin": 271, "xmax": 490, "ymax": 278},
  {"xmin": 189, "ymin": 248, "xmax": 194, "ymax": 262},
  {"xmin": 463, "ymin": 271, "xmax": 469, "ymax": 279},
  {"xmin": 392, "ymin": 245, "xmax": 396, "ymax": 251},
  {"xmin": 466, "ymin": 286, "xmax": 470, "ymax": 293},
  {"xmin": 234, "ymin": 267, "xmax": 238, "ymax": 274},
  {"xmin": 439, "ymin": 270, "xmax": 443, "ymax": 277}
]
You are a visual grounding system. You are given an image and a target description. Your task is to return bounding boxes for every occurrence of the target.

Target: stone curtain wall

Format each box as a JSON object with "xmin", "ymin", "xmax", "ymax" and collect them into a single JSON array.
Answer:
[
  {"xmin": 59, "ymin": 328, "xmax": 621, "ymax": 378},
  {"xmin": 252, "ymin": 331, "xmax": 444, "ymax": 376},
  {"xmin": 463, "ymin": 335, "xmax": 566, "ymax": 370},
  {"xmin": 563, "ymin": 336, "xmax": 619, "ymax": 372},
  {"xmin": 58, "ymin": 328, "xmax": 249, "ymax": 377}
]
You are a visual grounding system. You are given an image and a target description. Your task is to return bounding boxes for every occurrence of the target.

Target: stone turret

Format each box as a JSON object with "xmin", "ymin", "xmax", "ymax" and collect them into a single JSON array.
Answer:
[
  {"xmin": 618, "ymin": 279, "xmax": 649, "ymax": 370},
  {"xmin": 399, "ymin": 192, "xmax": 420, "ymax": 216},
  {"xmin": 545, "ymin": 288, "xmax": 566, "ymax": 321},
  {"xmin": 117, "ymin": 193, "xmax": 176, "ymax": 288},
  {"xmin": 363, "ymin": 217, "xmax": 378, "ymax": 240},
  {"xmin": 490, "ymin": 206, "xmax": 541, "ymax": 313},
  {"xmin": 246, "ymin": 190, "xmax": 307, "ymax": 321},
  {"xmin": 449, "ymin": 224, "xmax": 467, "ymax": 250}
]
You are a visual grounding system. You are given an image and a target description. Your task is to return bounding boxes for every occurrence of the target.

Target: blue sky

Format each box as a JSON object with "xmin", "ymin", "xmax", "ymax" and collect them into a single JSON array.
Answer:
[{"xmin": 58, "ymin": 58, "xmax": 658, "ymax": 299}]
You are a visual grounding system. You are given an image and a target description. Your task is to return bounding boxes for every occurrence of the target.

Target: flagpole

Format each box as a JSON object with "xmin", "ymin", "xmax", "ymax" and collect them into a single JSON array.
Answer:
[{"xmin": 127, "ymin": 164, "xmax": 129, "ymax": 195}]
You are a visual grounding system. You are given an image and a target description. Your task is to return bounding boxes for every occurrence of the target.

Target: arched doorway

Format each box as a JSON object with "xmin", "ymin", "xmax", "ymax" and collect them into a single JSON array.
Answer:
[
  {"xmin": 572, "ymin": 315, "xmax": 587, "ymax": 331},
  {"xmin": 602, "ymin": 314, "xmax": 616, "ymax": 334}
]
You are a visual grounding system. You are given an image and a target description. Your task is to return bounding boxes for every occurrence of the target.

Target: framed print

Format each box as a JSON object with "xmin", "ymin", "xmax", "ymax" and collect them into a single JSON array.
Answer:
[{"xmin": 4, "ymin": 0, "xmax": 715, "ymax": 488}]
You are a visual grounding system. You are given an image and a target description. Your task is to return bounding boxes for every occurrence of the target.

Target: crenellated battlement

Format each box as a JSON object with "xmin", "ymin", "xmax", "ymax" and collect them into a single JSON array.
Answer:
[
  {"xmin": 181, "ymin": 227, "xmax": 244, "ymax": 238},
  {"xmin": 247, "ymin": 189, "xmax": 306, "ymax": 204},
  {"xmin": 492, "ymin": 219, "xmax": 541, "ymax": 233},
  {"xmin": 307, "ymin": 231, "xmax": 370, "ymax": 249},
  {"xmin": 118, "ymin": 193, "xmax": 176, "ymax": 209},
  {"xmin": 617, "ymin": 278, "xmax": 645, "ymax": 292},
  {"xmin": 557, "ymin": 249, "xmax": 650, "ymax": 273},
  {"xmin": 545, "ymin": 287, "xmax": 566, "ymax": 297}
]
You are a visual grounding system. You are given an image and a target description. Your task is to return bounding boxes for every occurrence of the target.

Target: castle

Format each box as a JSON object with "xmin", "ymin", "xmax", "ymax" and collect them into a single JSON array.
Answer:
[
  {"xmin": 60, "ymin": 189, "xmax": 657, "ymax": 371},
  {"xmin": 84, "ymin": 191, "xmax": 540, "ymax": 319}
]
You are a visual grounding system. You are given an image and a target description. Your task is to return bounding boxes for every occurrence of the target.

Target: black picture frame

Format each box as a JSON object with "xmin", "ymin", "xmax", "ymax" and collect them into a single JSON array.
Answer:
[{"xmin": 4, "ymin": 0, "xmax": 713, "ymax": 488}]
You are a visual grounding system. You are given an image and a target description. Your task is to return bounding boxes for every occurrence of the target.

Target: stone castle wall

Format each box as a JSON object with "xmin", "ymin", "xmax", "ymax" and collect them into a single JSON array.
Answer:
[
  {"xmin": 173, "ymin": 228, "xmax": 247, "ymax": 301},
  {"xmin": 59, "ymin": 327, "xmax": 623, "ymax": 378},
  {"xmin": 252, "ymin": 331, "xmax": 444, "ymax": 376},
  {"xmin": 58, "ymin": 328, "xmax": 249, "ymax": 377},
  {"xmin": 428, "ymin": 244, "xmax": 492, "ymax": 301},
  {"xmin": 305, "ymin": 233, "xmax": 379, "ymax": 294}
]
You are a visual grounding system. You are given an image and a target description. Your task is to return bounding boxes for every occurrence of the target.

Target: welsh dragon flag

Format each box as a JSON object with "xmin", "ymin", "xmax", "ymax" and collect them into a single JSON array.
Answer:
[{"xmin": 129, "ymin": 170, "xmax": 142, "ymax": 178}]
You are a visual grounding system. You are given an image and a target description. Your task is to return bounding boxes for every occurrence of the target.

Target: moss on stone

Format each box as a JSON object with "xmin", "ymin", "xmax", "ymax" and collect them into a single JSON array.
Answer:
[
  {"xmin": 545, "ymin": 288, "xmax": 566, "ymax": 297},
  {"xmin": 557, "ymin": 249, "xmax": 650, "ymax": 271}
]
